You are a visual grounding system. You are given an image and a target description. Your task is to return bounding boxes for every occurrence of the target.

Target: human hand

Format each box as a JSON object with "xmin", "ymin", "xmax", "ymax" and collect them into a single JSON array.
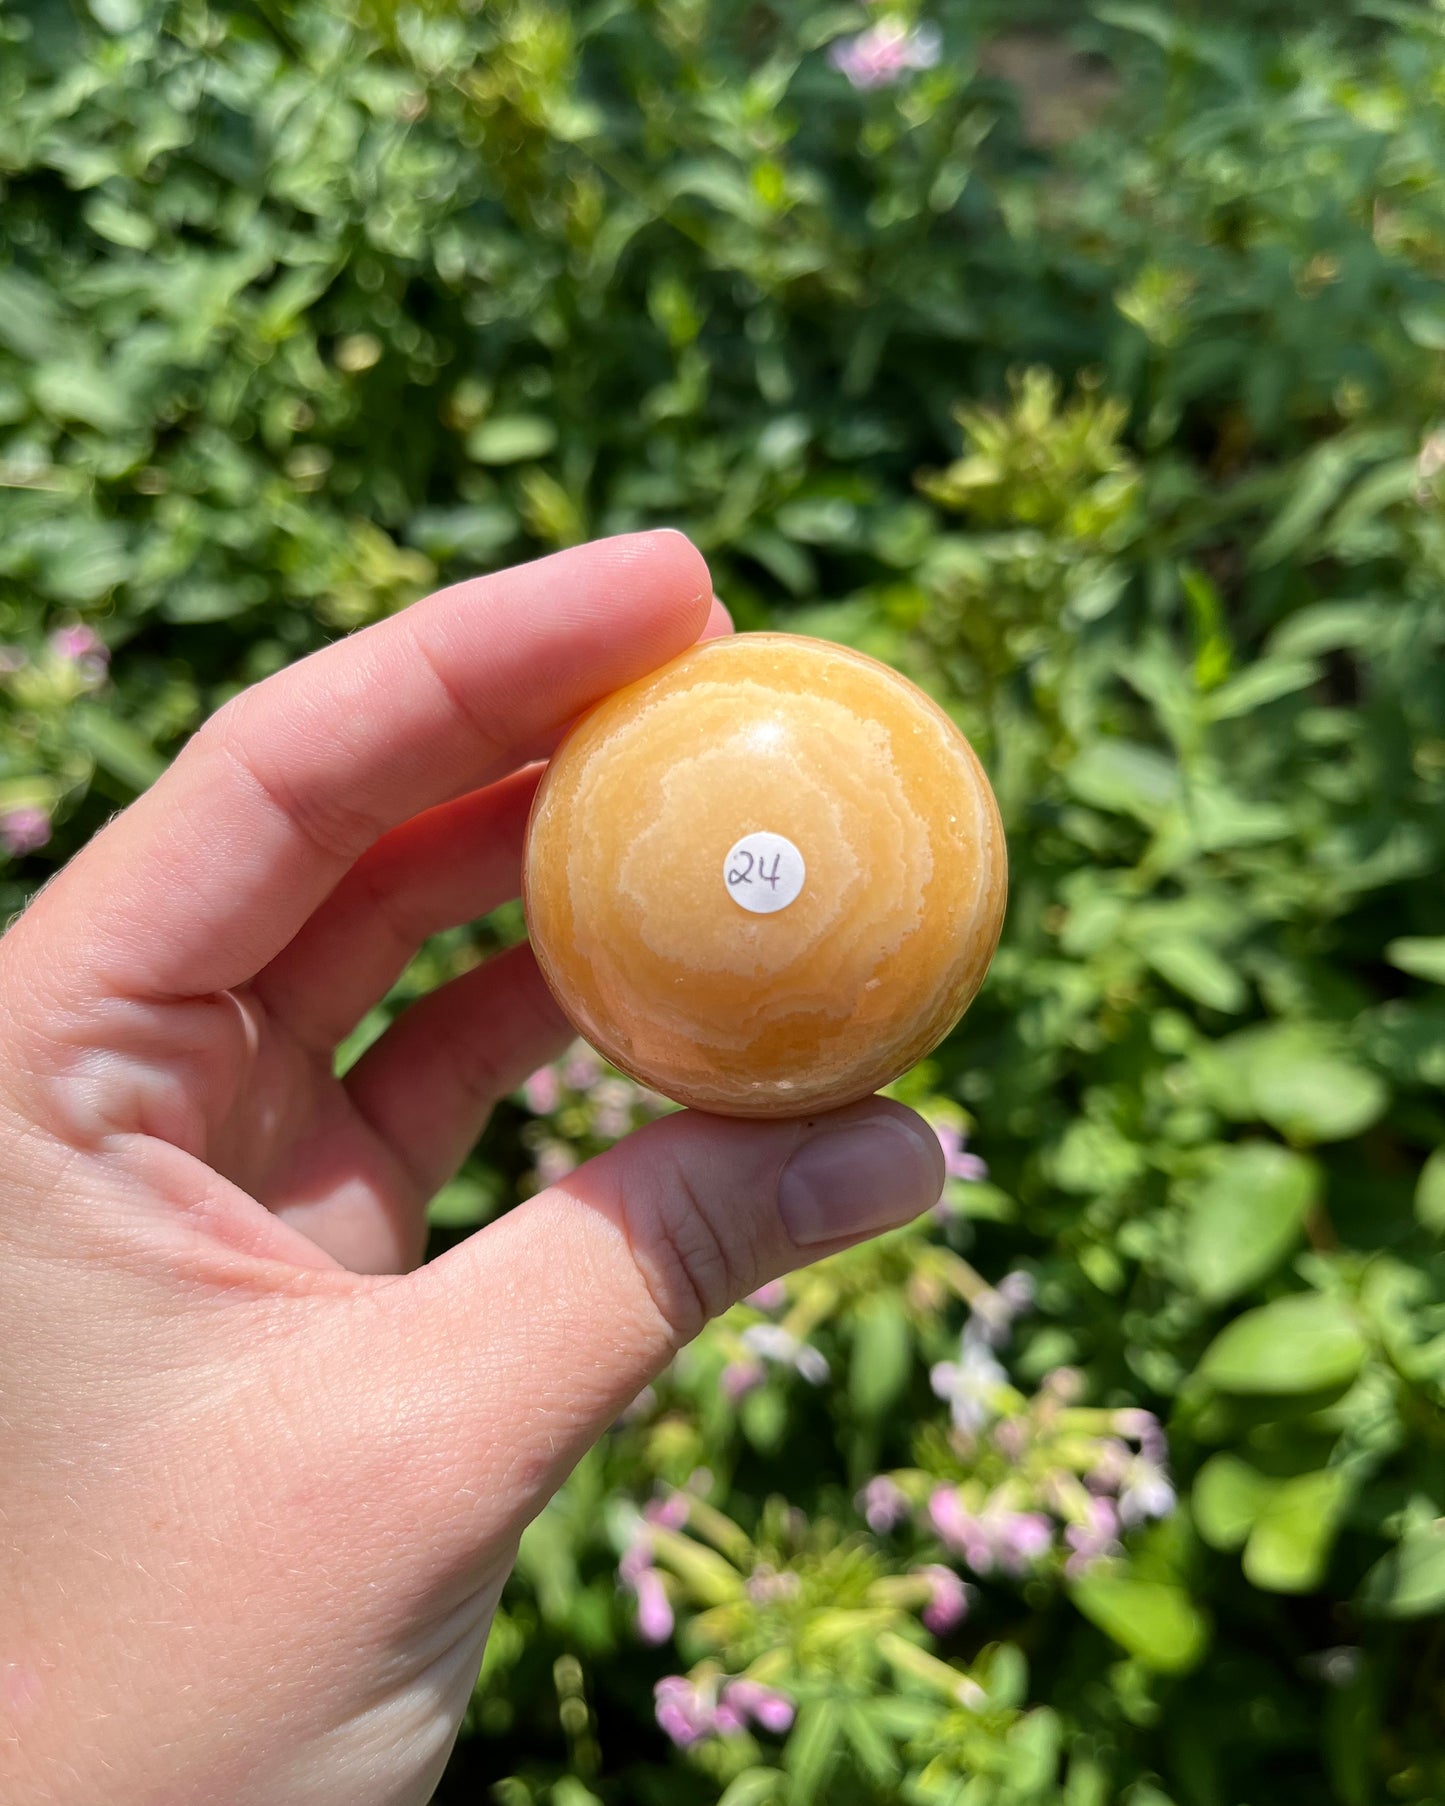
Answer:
[{"xmin": 0, "ymin": 533, "xmax": 946, "ymax": 1805}]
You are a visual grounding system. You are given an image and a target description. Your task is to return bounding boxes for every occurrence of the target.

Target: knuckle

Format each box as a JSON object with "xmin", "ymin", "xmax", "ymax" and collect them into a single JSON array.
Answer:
[
  {"xmin": 206, "ymin": 699, "xmax": 388, "ymax": 866},
  {"xmin": 622, "ymin": 1152, "xmax": 745, "ymax": 1345}
]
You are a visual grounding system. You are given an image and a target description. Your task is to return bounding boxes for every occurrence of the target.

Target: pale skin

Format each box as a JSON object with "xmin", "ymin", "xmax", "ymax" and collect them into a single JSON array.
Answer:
[{"xmin": 0, "ymin": 532, "xmax": 945, "ymax": 1805}]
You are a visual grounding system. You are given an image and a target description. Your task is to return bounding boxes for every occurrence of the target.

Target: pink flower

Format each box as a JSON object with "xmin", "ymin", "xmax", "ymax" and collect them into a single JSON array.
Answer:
[
  {"xmin": 745, "ymin": 1564, "xmax": 801, "ymax": 1604},
  {"xmin": 1065, "ymin": 1496, "xmax": 1121, "ymax": 1578},
  {"xmin": 643, "ymin": 1490, "xmax": 690, "ymax": 1533},
  {"xmin": 562, "ymin": 1045, "xmax": 602, "ymax": 1090},
  {"xmin": 857, "ymin": 1474, "xmax": 909, "ymax": 1533},
  {"xmin": 930, "ymin": 1488, "xmax": 1052, "ymax": 1575},
  {"xmin": 829, "ymin": 18, "xmax": 943, "ymax": 91},
  {"xmin": 590, "ymin": 1075, "xmax": 636, "ymax": 1139},
  {"xmin": 1086, "ymin": 1438, "xmax": 1133, "ymax": 1494},
  {"xmin": 992, "ymin": 1510, "xmax": 1052, "ymax": 1574},
  {"xmin": 50, "ymin": 624, "xmax": 105, "ymax": 664},
  {"xmin": 1114, "ymin": 1408, "xmax": 1169, "ymax": 1469},
  {"xmin": 916, "ymin": 1563, "xmax": 972, "ymax": 1634},
  {"xmin": 722, "ymin": 1358, "xmax": 766, "ymax": 1402},
  {"xmin": 522, "ymin": 1066, "xmax": 561, "ymax": 1114},
  {"xmin": 535, "ymin": 1141, "xmax": 577, "ymax": 1185},
  {"xmin": 723, "ymin": 1677, "xmax": 795, "ymax": 1735},
  {"xmin": 654, "ymin": 1676, "xmax": 713, "ymax": 1746},
  {"xmin": 634, "ymin": 1568, "xmax": 674, "ymax": 1644},
  {"xmin": 746, "ymin": 1279, "xmax": 788, "ymax": 1313},
  {"xmin": 929, "ymin": 1487, "xmax": 994, "ymax": 1572},
  {"xmin": 0, "ymin": 807, "xmax": 51, "ymax": 857},
  {"xmin": 49, "ymin": 624, "xmax": 108, "ymax": 688},
  {"xmin": 931, "ymin": 1120, "xmax": 988, "ymax": 1183},
  {"xmin": 741, "ymin": 1322, "xmax": 829, "ymax": 1384}
]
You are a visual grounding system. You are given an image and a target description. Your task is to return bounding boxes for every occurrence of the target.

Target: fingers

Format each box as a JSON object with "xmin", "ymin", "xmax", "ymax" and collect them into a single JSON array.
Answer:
[
  {"xmin": 369, "ymin": 1101, "xmax": 945, "ymax": 1550},
  {"xmin": 13, "ymin": 532, "xmax": 712, "ymax": 1008},
  {"xmin": 255, "ymin": 583, "xmax": 731, "ymax": 1054},
  {"xmin": 344, "ymin": 941, "xmax": 569, "ymax": 1208},
  {"xmin": 252, "ymin": 767, "xmax": 542, "ymax": 1053}
]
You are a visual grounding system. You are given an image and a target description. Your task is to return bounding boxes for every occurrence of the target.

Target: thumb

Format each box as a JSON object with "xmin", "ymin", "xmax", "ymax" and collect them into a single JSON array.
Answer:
[{"xmin": 388, "ymin": 1099, "xmax": 943, "ymax": 1538}]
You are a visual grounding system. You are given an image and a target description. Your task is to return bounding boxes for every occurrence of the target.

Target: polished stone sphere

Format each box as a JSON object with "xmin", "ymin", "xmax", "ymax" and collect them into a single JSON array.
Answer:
[{"xmin": 522, "ymin": 633, "xmax": 1007, "ymax": 1117}]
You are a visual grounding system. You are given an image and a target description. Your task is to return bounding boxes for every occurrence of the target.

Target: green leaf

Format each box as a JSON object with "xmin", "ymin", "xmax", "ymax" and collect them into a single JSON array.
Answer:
[
  {"xmin": 1402, "ymin": 303, "xmax": 1445, "ymax": 350},
  {"xmin": 1178, "ymin": 1142, "xmax": 1319, "ymax": 1302},
  {"xmin": 718, "ymin": 1771, "xmax": 783, "ymax": 1806},
  {"xmin": 1065, "ymin": 741, "xmax": 1178, "ymax": 825},
  {"xmin": 466, "ymin": 415, "xmax": 559, "ymax": 464},
  {"xmin": 1195, "ymin": 1294, "xmax": 1366, "ymax": 1394},
  {"xmin": 1387, "ymin": 937, "xmax": 1445, "ymax": 985},
  {"xmin": 1192, "ymin": 1453, "xmax": 1276, "ymax": 1551},
  {"xmin": 1358, "ymin": 1523, "xmax": 1445, "ymax": 1618},
  {"xmin": 839, "ymin": 1702, "xmax": 900, "ymax": 1786},
  {"xmin": 70, "ymin": 709, "xmax": 166, "ymax": 793},
  {"xmin": 1144, "ymin": 937, "xmax": 1248, "ymax": 1013},
  {"xmin": 427, "ymin": 1173, "xmax": 500, "ymax": 1228},
  {"xmin": 1251, "ymin": 1053, "xmax": 1387, "ymax": 1146},
  {"xmin": 1195, "ymin": 1025, "xmax": 1388, "ymax": 1144},
  {"xmin": 1243, "ymin": 1468, "xmax": 1350, "ymax": 1593},
  {"xmin": 849, "ymin": 1293, "xmax": 913, "ymax": 1420},
  {"xmin": 1416, "ymin": 1149, "xmax": 1445, "ymax": 1236},
  {"xmin": 1069, "ymin": 1574, "xmax": 1207, "ymax": 1673},
  {"xmin": 1202, "ymin": 659, "xmax": 1319, "ymax": 721},
  {"xmin": 785, "ymin": 1700, "xmax": 842, "ymax": 1806}
]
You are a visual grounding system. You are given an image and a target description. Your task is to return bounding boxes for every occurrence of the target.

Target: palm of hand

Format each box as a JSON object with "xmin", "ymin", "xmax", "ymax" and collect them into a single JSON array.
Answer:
[{"xmin": 2, "ymin": 537, "xmax": 942, "ymax": 1806}]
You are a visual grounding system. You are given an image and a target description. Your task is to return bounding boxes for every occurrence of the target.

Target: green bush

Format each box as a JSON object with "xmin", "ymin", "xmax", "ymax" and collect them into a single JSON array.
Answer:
[{"xmin": 3, "ymin": 1, "xmax": 1443, "ymax": 1801}]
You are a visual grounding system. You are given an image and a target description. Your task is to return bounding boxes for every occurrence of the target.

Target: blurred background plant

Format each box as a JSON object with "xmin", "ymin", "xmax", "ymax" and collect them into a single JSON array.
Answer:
[{"xmin": 3, "ymin": 0, "xmax": 1444, "ymax": 1799}]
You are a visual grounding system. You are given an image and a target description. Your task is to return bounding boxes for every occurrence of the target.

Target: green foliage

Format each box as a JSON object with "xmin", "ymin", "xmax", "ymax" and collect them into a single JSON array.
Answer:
[{"xmin": 4, "ymin": 0, "xmax": 1445, "ymax": 1802}]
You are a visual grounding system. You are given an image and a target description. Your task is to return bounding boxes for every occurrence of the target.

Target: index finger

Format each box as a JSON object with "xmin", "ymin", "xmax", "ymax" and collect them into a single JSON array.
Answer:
[{"xmin": 22, "ymin": 531, "xmax": 712, "ymax": 1003}]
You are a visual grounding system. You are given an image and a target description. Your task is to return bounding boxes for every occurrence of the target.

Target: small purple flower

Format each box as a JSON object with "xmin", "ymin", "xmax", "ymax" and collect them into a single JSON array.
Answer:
[
  {"xmin": 535, "ymin": 1140, "xmax": 577, "ymax": 1185},
  {"xmin": 929, "ymin": 1488, "xmax": 995, "ymax": 1573},
  {"xmin": 722, "ymin": 1358, "xmax": 766, "ymax": 1402},
  {"xmin": 655, "ymin": 1675, "xmax": 712, "ymax": 1746},
  {"xmin": 746, "ymin": 1279, "xmax": 788, "ymax": 1313},
  {"xmin": 643, "ymin": 1490, "xmax": 690, "ymax": 1533},
  {"xmin": 1118, "ymin": 1458, "xmax": 1176, "ymax": 1527},
  {"xmin": 634, "ymin": 1568, "xmax": 674, "ymax": 1643},
  {"xmin": 0, "ymin": 646, "xmax": 27, "ymax": 675},
  {"xmin": 916, "ymin": 1563, "xmax": 972, "ymax": 1634},
  {"xmin": 590, "ymin": 1076, "xmax": 636, "ymax": 1140},
  {"xmin": 0, "ymin": 807, "xmax": 51, "ymax": 857},
  {"xmin": 1042, "ymin": 1366, "xmax": 1085, "ymax": 1403},
  {"xmin": 931, "ymin": 1335, "xmax": 1007, "ymax": 1434},
  {"xmin": 1086, "ymin": 1438, "xmax": 1133, "ymax": 1495},
  {"xmin": 828, "ymin": 17, "xmax": 942, "ymax": 90},
  {"xmin": 49, "ymin": 624, "xmax": 108, "ymax": 688},
  {"xmin": 932, "ymin": 1120, "xmax": 988, "ymax": 1184},
  {"xmin": 857, "ymin": 1474, "xmax": 908, "ymax": 1534},
  {"xmin": 1065, "ymin": 1496, "xmax": 1121, "ymax": 1578},
  {"xmin": 723, "ymin": 1677, "xmax": 795, "ymax": 1735},
  {"xmin": 745, "ymin": 1563, "xmax": 802, "ymax": 1604},
  {"xmin": 741, "ymin": 1322, "xmax": 829, "ymax": 1385},
  {"xmin": 992, "ymin": 1417, "xmax": 1028, "ymax": 1461},
  {"xmin": 991, "ymin": 1510, "xmax": 1052, "ymax": 1574},
  {"xmin": 1114, "ymin": 1409, "xmax": 1168, "ymax": 1466},
  {"xmin": 930, "ymin": 1489, "xmax": 1051, "ymax": 1575},
  {"xmin": 563, "ymin": 1045, "xmax": 602, "ymax": 1090},
  {"xmin": 522, "ymin": 1066, "xmax": 561, "ymax": 1114}
]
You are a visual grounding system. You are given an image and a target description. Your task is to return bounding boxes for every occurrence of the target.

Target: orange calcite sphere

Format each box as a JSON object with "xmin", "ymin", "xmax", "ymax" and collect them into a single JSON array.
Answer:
[{"xmin": 522, "ymin": 633, "xmax": 1007, "ymax": 1117}]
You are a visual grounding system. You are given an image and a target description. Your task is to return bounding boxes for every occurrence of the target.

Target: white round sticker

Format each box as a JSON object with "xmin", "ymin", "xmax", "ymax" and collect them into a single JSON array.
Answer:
[{"xmin": 723, "ymin": 831, "xmax": 806, "ymax": 915}]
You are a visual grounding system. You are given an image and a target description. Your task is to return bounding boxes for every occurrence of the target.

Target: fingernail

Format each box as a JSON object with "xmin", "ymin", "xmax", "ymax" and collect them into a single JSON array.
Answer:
[{"xmin": 778, "ymin": 1113, "xmax": 944, "ymax": 1247}]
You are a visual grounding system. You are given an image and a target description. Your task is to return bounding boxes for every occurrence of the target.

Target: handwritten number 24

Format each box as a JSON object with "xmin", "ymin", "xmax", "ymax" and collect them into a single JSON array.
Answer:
[{"xmin": 727, "ymin": 850, "xmax": 783, "ymax": 889}]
